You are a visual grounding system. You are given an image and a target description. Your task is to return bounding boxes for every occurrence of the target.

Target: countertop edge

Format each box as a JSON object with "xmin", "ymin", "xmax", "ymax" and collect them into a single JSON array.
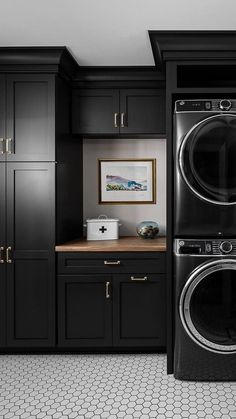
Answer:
[{"xmin": 55, "ymin": 237, "xmax": 166, "ymax": 252}]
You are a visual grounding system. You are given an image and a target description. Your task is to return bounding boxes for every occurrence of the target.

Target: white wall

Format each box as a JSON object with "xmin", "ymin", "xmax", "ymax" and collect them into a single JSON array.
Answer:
[
  {"xmin": 1, "ymin": 0, "xmax": 236, "ymax": 66},
  {"xmin": 83, "ymin": 138, "xmax": 166, "ymax": 236}
]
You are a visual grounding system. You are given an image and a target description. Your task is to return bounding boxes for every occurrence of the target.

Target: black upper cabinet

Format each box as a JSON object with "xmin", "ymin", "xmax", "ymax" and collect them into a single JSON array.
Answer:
[
  {"xmin": 72, "ymin": 89, "xmax": 119, "ymax": 135},
  {"xmin": 0, "ymin": 74, "xmax": 55, "ymax": 161},
  {"xmin": 0, "ymin": 76, "xmax": 5, "ymax": 161},
  {"xmin": 120, "ymin": 89, "xmax": 165, "ymax": 135},
  {"xmin": 72, "ymin": 88, "xmax": 165, "ymax": 136}
]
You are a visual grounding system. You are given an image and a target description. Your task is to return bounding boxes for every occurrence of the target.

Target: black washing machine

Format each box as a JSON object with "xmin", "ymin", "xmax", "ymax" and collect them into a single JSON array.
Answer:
[
  {"xmin": 174, "ymin": 238, "xmax": 236, "ymax": 380},
  {"xmin": 174, "ymin": 99, "xmax": 236, "ymax": 237}
]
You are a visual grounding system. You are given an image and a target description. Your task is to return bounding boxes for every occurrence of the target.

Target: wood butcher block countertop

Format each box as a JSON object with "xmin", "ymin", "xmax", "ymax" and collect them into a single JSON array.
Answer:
[{"xmin": 55, "ymin": 236, "xmax": 166, "ymax": 252}]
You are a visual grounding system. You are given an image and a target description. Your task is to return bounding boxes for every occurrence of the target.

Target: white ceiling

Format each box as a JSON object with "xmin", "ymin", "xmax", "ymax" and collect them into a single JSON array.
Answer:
[{"xmin": 1, "ymin": 0, "xmax": 236, "ymax": 66}]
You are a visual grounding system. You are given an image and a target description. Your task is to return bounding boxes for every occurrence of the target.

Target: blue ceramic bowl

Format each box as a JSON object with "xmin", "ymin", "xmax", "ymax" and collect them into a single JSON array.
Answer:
[{"xmin": 136, "ymin": 221, "xmax": 159, "ymax": 239}]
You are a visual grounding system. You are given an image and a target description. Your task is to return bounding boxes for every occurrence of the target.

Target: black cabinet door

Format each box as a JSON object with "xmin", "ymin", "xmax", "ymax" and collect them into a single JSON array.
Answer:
[
  {"xmin": 120, "ymin": 89, "xmax": 166, "ymax": 135},
  {"xmin": 58, "ymin": 275, "xmax": 112, "ymax": 347},
  {"xmin": 0, "ymin": 76, "xmax": 6, "ymax": 161},
  {"xmin": 6, "ymin": 75, "xmax": 55, "ymax": 161},
  {"xmin": 72, "ymin": 89, "xmax": 119, "ymax": 135},
  {"xmin": 0, "ymin": 164, "xmax": 6, "ymax": 346},
  {"xmin": 113, "ymin": 274, "xmax": 166, "ymax": 348},
  {"xmin": 6, "ymin": 163, "xmax": 55, "ymax": 347}
]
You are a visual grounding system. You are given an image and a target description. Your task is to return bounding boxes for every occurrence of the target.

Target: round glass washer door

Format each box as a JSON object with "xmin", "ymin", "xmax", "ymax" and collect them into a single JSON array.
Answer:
[
  {"xmin": 180, "ymin": 260, "xmax": 236, "ymax": 353},
  {"xmin": 179, "ymin": 114, "xmax": 236, "ymax": 205}
]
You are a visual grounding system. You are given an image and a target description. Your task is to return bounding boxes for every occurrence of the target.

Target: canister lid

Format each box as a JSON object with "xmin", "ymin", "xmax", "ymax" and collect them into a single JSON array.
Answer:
[{"xmin": 86, "ymin": 214, "xmax": 120, "ymax": 223}]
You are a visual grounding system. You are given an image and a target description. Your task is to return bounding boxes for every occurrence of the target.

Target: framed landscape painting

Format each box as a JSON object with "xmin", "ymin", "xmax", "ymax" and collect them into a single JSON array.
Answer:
[{"xmin": 98, "ymin": 159, "xmax": 156, "ymax": 204}]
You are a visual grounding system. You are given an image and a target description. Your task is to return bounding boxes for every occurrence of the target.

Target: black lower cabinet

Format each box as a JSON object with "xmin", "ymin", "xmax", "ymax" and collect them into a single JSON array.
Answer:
[
  {"xmin": 0, "ymin": 261, "xmax": 6, "ymax": 346},
  {"xmin": 0, "ymin": 164, "xmax": 6, "ymax": 346},
  {"xmin": 113, "ymin": 274, "xmax": 166, "ymax": 348},
  {"xmin": 58, "ymin": 275, "xmax": 112, "ymax": 347},
  {"xmin": 57, "ymin": 252, "xmax": 166, "ymax": 350},
  {"xmin": 1, "ymin": 163, "xmax": 55, "ymax": 348},
  {"xmin": 7, "ymin": 259, "xmax": 55, "ymax": 347}
]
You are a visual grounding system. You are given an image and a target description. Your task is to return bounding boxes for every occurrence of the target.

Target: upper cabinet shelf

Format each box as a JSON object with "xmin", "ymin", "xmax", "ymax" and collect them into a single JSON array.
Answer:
[
  {"xmin": 177, "ymin": 64, "xmax": 236, "ymax": 89},
  {"xmin": 72, "ymin": 88, "xmax": 166, "ymax": 137}
]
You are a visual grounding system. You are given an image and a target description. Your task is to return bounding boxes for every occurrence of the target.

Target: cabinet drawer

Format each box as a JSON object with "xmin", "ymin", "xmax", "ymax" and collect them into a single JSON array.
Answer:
[{"xmin": 57, "ymin": 252, "xmax": 166, "ymax": 274}]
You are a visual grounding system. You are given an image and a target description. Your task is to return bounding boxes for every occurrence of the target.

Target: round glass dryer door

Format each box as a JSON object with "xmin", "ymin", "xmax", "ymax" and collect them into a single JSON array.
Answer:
[
  {"xmin": 179, "ymin": 114, "xmax": 236, "ymax": 205},
  {"xmin": 180, "ymin": 260, "xmax": 236, "ymax": 353}
]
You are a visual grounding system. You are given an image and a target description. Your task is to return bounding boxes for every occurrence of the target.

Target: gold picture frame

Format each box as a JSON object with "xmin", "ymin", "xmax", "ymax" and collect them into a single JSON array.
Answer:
[{"xmin": 98, "ymin": 158, "xmax": 156, "ymax": 204}]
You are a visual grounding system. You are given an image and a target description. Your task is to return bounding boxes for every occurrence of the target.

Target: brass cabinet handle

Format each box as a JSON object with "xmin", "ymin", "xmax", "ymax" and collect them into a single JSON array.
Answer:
[
  {"xmin": 131, "ymin": 276, "xmax": 148, "ymax": 281},
  {"xmin": 120, "ymin": 113, "xmax": 125, "ymax": 128},
  {"xmin": 114, "ymin": 113, "xmax": 119, "ymax": 128},
  {"xmin": 6, "ymin": 247, "xmax": 12, "ymax": 264},
  {"xmin": 106, "ymin": 281, "xmax": 111, "ymax": 299},
  {"xmin": 0, "ymin": 247, "xmax": 4, "ymax": 263},
  {"xmin": 0, "ymin": 138, "xmax": 4, "ymax": 155},
  {"xmin": 104, "ymin": 260, "xmax": 121, "ymax": 265},
  {"xmin": 5, "ymin": 138, "xmax": 12, "ymax": 154}
]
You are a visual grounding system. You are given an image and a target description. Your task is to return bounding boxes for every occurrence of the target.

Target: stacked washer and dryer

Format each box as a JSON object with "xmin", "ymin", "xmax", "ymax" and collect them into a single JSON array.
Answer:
[{"xmin": 174, "ymin": 99, "xmax": 236, "ymax": 380}]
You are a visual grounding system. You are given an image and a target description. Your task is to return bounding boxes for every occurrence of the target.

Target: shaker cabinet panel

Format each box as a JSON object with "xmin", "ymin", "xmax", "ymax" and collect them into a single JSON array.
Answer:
[
  {"xmin": 0, "ymin": 76, "xmax": 6, "ymax": 161},
  {"xmin": 6, "ymin": 163, "xmax": 55, "ymax": 251},
  {"xmin": 0, "ymin": 164, "xmax": 6, "ymax": 346},
  {"xmin": 7, "ymin": 259, "xmax": 52, "ymax": 343},
  {"xmin": 6, "ymin": 163, "xmax": 55, "ymax": 347},
  {"xmin": 0, "ymin": 164, "xmax": 5, "ymax": 261},
  {"xmin": 72, "ymin": 89, "xmax": 119, "ymax": 135},
  {"xmin": 0, "ymin": 262, "xmax": 6, "ymax": 347},
  {"xmin": 6, "ymin": 74, "xmax": 55, "ymax": 161},
  {"xmin": 58, "ymin": 275, "xmax": 113, "ymax": 347},
  {"xmin": 120, "ymin": 89, "xmax": 166, "ymax": 135},
  {"xmin": 113, "ymin": 274, "xmax": 166, "ymax": 347}
]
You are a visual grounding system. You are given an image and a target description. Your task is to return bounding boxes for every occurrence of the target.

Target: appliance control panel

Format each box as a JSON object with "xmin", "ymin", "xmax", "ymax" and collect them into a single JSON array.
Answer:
[
  {"xmin": 175, "ymin": 239, "xmax": 236, "ymax": 256},
  {"xmin": 175, "ymin": 99, "xmax": 236, "ymax": 113}
]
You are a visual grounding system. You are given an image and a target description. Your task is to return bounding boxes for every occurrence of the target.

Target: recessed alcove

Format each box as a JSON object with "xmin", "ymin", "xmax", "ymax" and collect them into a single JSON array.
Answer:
[{"xmin": 83, "ymin": 138, "xmax": 166, "ymax": 237}]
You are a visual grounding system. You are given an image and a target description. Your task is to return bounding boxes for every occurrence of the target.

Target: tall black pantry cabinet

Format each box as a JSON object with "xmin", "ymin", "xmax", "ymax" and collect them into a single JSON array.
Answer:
[{"xmin": 0, "ymin": 48, "xmax": 82, "ymax": 348}]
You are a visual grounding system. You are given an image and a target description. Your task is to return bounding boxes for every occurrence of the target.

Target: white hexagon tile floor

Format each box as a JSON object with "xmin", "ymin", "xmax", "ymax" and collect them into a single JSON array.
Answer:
[{"xmin": 0, "ymin": 354, "xmax": 236, "ymax": 419}]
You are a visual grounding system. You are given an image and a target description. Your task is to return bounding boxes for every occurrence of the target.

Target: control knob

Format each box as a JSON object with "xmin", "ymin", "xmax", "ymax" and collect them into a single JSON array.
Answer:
[
  {"xmin": 220, "ymin": 241, "xmax": 233, "ymax": 254},
  {"xmin": 219, "ymin": 99, "xmax": 232, "ymax": 111}
]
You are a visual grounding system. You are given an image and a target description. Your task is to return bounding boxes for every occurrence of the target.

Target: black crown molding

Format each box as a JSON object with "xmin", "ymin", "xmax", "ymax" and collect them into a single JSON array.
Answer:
[
  {"xmin": 0, "ymin": 47, "xmax": 79, "ymax": 79},
  {"xmin": 72, "ymin": 66, "xmax": 165, "ymax": 88},
  {"xmin": 74, "ymin": 66, "xmax": 164, "ymax": 82},
  {"xmin": 149, "ymin": 31, "xmax": 236, "ymax": 68}
]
